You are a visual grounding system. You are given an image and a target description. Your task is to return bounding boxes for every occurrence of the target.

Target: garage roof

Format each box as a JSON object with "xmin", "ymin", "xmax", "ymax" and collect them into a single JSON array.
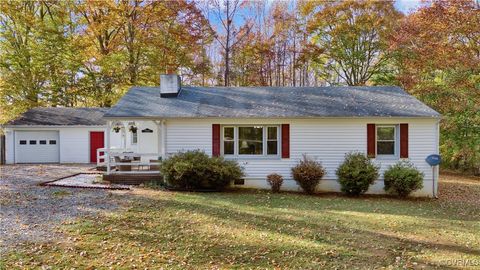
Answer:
[
  {"xmin": 104, "ymin": 86, "xmax": 441, "ymax": 118},
  {"xmin": 5, "ymin": 107, "xmax": 108, "ymax": 126}
]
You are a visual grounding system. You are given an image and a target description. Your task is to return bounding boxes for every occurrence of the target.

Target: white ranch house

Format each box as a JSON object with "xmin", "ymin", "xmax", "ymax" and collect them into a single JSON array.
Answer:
[{"xmin": 2, "ymin": 74, "xmax": 441, "ymax": 196}]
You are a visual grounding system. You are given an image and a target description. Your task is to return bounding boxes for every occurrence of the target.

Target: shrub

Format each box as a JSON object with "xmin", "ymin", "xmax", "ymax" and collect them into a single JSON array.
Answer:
[
  {"xmin": 336, "ymin": 152, "xmax": 380, "ymax": 196},
  {"xmin": 266, "ymin": 173, "xmax": 284, "ymax": 193},
  {"xmin": 384, "ymin": 161, "xmax": 424, "ymax": 197},
  {"xmin": 160, "ymin": 150, "xmax": 244, "ymax": 191},
  {"xmin": 291, "ymin": 155, "xmax": 326, "ymax": 194}
]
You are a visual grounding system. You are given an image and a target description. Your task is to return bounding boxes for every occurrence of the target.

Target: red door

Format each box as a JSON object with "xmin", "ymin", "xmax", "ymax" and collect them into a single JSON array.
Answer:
[{"xmin": 90, "ymin": 132, "xmax": 105, "ymax": 163}]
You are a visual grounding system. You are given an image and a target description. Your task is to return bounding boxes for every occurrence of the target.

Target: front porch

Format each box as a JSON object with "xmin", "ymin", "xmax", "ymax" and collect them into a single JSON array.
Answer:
[{"xmin": 97, "ymin": 119, "xmax": 166, "ymax": 184}]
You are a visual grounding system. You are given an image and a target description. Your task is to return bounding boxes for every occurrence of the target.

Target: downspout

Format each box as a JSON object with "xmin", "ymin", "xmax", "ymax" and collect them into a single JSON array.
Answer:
[{"xmin": 433, "ymin": 119, "xmax": 440, "ymax": 198}]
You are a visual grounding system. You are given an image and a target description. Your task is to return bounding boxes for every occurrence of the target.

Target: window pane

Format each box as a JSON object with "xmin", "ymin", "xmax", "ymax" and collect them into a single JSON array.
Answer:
[
  {"xmin": 267, "ymin": 141, "xmax": 277, "ymax": 155},
  {"xmin": 377, "ymin": 127, "xmax": 395, "ymax": 140},
  {"xmin": 39, "ymin": 140, "xmax": 47, "ymax": 145},
  {"xmin": 49, "ymin": 140, "xmax": 56, "ymax": 145},
  {"xmin": 224, "ymin": 141, "xmax": 234, "ymax": 155},
  {"xmin": 377, "ymin": 141, "xmax": 395, "ymax": 155},
  {"xmin": 224, "ymin": 127, "xmax": 234, "ymax": 140},
  {"xmin": 267, "ymin": 127, "xmax": 277, "ymax": 140},
  {"xmin": 19, "ymin": 140, "xmax": 27, "ymax": 145},
  {"xmin": 238, "ymin": 127, "xmax": 263, "ymax": 155},
  {"xmin": 29, "ymin": 140, "xmax": 36, "ymax": 145},
  {"xmin": 239, "ymin": 126, "xmax": 263, "ymax": 141},
  {"xmin": 239, "ymin": 140, "xmax": 263, "ymax": 155}
]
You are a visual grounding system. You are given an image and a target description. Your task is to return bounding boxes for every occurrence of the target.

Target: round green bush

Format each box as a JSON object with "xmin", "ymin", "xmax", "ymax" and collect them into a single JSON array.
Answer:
[
  {"xmin": 160, "ymin": 150, "xmax": 244, "ymax": 191},
  {"xmin": 336, "ymin": 152, "xmax": 380, "ymax": 196},
  {"xmin": 384, "ymin": 161, "xmax": 424, "ymax": 197},
  {"xmin": 291, "ymin": 155, "xmax": 326, "ymax": 194}
]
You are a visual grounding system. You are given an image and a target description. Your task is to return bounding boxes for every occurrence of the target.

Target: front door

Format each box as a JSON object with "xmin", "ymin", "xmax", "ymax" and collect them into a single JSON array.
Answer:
[{"xmin": 90, "ymin": 131, "xmax": 105, "ymax": 163}]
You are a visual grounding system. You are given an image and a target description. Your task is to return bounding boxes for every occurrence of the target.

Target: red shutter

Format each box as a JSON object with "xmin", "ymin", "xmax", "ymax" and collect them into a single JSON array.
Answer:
[
  {"xmin": 212, "ymin": 124, "xmax": 220, "ymax": 157},
  {"xmin": 367, "ymin": 124, "xmax": 376, "ymax": 158},
  {"xmin": 281, "ymin": 124, "xmax": 290, "ymax": 158},
  {"xmin": 400, "ymin": 123, "xmax": 409, "ymax": 158}
]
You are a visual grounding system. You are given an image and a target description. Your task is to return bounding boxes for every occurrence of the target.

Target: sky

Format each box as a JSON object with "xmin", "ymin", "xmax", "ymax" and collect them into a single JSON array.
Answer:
[
  {"xmin": 207, "ymin": 0, "xmax": 428, "ymax": 30},
  {"xmin": 394, "ymin": 0, "xmax": 427, "ymax": 14}
]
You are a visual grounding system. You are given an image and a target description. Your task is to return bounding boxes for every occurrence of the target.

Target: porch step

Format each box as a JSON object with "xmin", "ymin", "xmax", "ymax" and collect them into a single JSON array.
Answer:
[{"xmin": 103, "ymin": 173, "xmax": 161, "ymax": 185}]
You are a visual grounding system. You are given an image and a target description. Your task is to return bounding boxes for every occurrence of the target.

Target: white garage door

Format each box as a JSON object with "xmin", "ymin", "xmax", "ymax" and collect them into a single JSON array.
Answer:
[{"xmin": 15, "ymin": 131, "xmax": 60, "ymax": 163}]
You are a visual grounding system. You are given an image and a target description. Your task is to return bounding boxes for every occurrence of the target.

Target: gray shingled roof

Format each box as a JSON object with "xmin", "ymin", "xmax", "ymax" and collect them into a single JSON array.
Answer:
[
  {"xmin": 104, "ymin": 86, "xmax": 440, "ymax": 118},
  {"xmin": 5, "ymin": 107, "xmax": 108, "ymax": 126}
]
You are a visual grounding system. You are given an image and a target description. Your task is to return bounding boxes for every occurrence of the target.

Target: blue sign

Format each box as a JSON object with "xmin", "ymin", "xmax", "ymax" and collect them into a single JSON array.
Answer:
[{"xmin": 426, "ymin": 154, "xmax": 441, "ymax": 166}]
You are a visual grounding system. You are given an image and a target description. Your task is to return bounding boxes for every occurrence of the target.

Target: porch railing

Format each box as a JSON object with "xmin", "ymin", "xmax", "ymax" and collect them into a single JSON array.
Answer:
[{"xmin": 96, "ymin": 148, "xmax": 162, "ymax": 175}]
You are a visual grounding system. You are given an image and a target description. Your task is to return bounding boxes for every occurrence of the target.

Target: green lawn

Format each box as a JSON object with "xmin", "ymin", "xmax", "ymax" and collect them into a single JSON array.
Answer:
[{"xmin": 2, "ymin": 173, "xmax": 480, "ymax": 269}]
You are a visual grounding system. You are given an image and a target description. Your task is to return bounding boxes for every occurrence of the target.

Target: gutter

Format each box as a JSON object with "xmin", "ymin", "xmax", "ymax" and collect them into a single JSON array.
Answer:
[{"xmin": 2, "ymin": 125, "xmax": 107, "ymax": 128}]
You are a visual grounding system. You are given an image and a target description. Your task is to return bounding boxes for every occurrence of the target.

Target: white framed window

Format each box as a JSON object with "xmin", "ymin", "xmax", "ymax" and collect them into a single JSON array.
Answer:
[
  {"xmin": 131, "ymin": 131, "xmax": 138, "ymax": 144},
  {"xmin": 376, "ymin": 125, "xmax": 396, "ymax": 156},
  {"xmin": 222, "ymin": 125, "xmax": 280, "ymax": 157}
]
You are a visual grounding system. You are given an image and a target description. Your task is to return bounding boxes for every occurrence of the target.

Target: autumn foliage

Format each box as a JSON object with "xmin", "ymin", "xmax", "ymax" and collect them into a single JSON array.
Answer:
[
  {"xmin": 390, "ymin": 0, "xmax": 480, "ymax": 174},
  {"xmin": 0, "ymin": 0, "xmax": 478, "ymax": 173}
]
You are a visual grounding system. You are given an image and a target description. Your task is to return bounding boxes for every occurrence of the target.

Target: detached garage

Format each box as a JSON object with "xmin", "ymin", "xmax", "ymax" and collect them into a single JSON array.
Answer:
[{"xmin": 2, "ymin": 107, "xmax": 121, "ymax": 164}]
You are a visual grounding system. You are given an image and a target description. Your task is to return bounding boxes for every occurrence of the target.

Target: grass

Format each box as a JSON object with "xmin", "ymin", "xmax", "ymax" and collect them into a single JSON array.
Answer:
[{"xmin": 2, "ymin": 173, "xmax": 480, "ymax": 269}]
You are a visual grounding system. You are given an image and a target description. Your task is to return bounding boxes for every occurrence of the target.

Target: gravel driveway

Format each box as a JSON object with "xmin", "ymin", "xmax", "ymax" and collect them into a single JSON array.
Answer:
[{"xmin": 0, "ymin": 164, "xmax": 131, "ymax": 254}]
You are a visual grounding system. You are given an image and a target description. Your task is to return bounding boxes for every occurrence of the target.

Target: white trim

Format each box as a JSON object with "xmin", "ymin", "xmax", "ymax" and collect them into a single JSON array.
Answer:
[
  {"xmin": 3, "ymin": 125, "xmax": 106, "ymax": 128},
  {"xmin": 102, "ymin": 116, "xmax": 441, "ymax": 121}
]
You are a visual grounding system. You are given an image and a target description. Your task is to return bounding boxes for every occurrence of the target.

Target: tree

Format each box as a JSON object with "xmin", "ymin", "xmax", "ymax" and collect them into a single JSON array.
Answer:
[
  {"xmin": 391, "ymin": 0, "xmax": 480, "ymax": 174},
  {"xmin": 76, "ymin": 0, "xmax": 125, "ymax": 107},
  {"xmin": 301, "ymin": 0, "xmax": 402, "ymax": 86},
  {"xmin": 0, "ymin": 0, "xmax": 82, "ymax": 120},
  {"xmin": 208, "ymin": 0, "xmax": 252, "ymax": 86}
]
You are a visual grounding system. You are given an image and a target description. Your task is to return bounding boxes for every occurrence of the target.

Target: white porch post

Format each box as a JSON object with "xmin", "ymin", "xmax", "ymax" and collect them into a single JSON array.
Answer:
[
  {"xmin": 122, "ymin": 121, "xmax": 127, "ymax": 150},
  {"xmin": 106, "ymin": 120, "xmax": 111, "ymax": 175},
  {"xmin": 161, "ymin": 120, "xmax": 166, "ymax": 159},
  {"xmin": 154, "ymin": 120, "xmax": 162, "ymax": 158}
]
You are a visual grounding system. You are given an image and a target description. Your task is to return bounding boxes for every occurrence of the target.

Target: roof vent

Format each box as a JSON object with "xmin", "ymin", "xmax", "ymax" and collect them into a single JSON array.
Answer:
[{"xmin": 160, "ymin": 74, "xmax": 181, "ymax": 97}]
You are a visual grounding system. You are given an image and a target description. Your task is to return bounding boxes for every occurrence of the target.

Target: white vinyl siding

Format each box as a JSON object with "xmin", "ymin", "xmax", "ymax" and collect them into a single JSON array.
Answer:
[
  {"xmin": 60, "ymin": 128, "xmax": 104, "ymax": 163},
  {"xmin": 165, "ymin": 118, "xmax": 438, "ymax": 197}
]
